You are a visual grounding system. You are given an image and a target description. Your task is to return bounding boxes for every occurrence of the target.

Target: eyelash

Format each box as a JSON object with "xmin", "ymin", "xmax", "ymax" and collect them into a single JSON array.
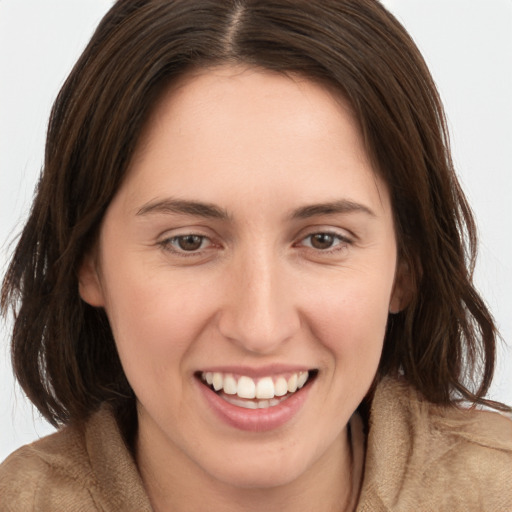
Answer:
[
  {"xmin": 158, "ymin": 231, "xmax": 352, "ymax": 257},
  {"xmin": 159, "ymin": 234, "xmax": 215, "ymax": 257},
  {"xmin": 296, "ymin": 232, "xmax": 351, "ymax": 254}
]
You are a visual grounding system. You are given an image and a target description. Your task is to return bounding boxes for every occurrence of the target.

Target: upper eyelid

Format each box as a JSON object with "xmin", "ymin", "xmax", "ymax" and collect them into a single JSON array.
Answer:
[
  {"xmin": 158, "ymin": 234, "xmax": 217, "ymax": 258},
  {"xmin": 295, "ymin": 225, "xmax": 354, "ymax": 241},
  {"xmin": 296, "ymin": 232, "xmax": 352, "ymax": 249},
  {"xmin": 157, "ymin": 227, "xmax": 353, "ymax": 242},
  {"xmin": 162, "ymin": 233, "xmax": 213, "ymax": 245},
  {"xmin": 157, "ymin": 225, "xmax": 218, "ymax": 241},
  {"xmin": 156, "ymin": 225, "xmax": 354, "ymax": 248}
]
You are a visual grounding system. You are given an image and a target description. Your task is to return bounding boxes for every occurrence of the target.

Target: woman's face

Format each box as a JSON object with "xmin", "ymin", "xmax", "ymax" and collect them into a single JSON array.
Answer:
[{"xmin": 80, "ymin": 66, "xmax": 404, "ymax": 490}]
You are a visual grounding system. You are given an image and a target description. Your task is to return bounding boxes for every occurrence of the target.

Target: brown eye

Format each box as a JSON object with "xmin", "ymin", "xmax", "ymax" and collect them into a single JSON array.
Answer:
[
  {"xmin": 176, "ymin": 235, "xmax": 204, "ymax": 251},
  {"xmin": 309, "ymin": 233, "xmax": 336, "ymax": 250},
  {"xmin": 159, "ymin": 233, "xmax": 215, "ymax": 257}
]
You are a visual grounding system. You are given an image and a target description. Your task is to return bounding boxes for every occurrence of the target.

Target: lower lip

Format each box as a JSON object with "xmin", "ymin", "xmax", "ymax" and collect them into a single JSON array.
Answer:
[{"xmin": 197, "ymin": 379, "xmax": 312, "ymax": 432}]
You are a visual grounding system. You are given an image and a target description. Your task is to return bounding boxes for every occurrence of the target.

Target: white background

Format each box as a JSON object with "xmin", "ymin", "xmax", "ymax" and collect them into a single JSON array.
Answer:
[{"xmin": 1, "ymin": 0, "xmax": 511, "ymax": 461}]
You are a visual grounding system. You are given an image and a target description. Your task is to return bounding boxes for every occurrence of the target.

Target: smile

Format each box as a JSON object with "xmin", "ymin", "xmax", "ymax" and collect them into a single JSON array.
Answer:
[{"xmin": 199, "ymin": 370, "xmax": 316, "ymax": 410}]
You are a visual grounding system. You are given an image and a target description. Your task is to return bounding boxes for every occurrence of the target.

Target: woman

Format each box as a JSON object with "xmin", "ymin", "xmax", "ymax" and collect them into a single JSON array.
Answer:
[{"xmin": 1, "ymin": 1, "xmax": 511, "ymax": 510}]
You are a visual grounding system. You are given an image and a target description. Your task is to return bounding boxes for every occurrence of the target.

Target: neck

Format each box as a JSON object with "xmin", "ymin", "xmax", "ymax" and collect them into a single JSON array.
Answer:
[{"xmin": 136, "ymin": 415, "xmax": 363, "ymax": 512}]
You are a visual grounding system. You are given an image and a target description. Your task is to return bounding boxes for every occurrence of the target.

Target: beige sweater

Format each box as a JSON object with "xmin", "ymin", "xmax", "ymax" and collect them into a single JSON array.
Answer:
[{"xmin": 1, "ymin": 378, "xmax": 511, "ymax": 511}]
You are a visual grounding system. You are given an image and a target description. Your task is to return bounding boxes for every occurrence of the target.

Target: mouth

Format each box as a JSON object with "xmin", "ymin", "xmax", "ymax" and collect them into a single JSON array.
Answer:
[{"xmin": 196, "ymin": 369, "xmax": 318, "ymax": 410}]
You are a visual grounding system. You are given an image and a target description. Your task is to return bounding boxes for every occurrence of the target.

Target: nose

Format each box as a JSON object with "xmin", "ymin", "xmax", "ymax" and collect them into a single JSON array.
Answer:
[{"xmin": 217, "ymin": 249, "xmax": 301, "ymax": 355}]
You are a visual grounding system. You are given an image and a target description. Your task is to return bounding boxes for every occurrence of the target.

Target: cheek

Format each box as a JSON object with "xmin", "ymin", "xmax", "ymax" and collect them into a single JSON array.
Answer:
[
  {"xmin": 306, "ymin": 268, "xmax": 394, "ymax": 364},
  {"xmin": 99, "ymin": 263, "xmax": 220, "ymax": 386}
]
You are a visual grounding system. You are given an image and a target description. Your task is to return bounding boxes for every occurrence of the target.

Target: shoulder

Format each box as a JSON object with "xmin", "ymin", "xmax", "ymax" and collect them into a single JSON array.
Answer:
[
  {"xmin": 0, "ymin": 405, "xmax": 152, "ymax": 512},
  {"xmin": 360, "ymin": 377, "xmax": 512, "ymax": 511},
  {"xmin": 0, "ymin": 422, "xmax": 100, "ymax": 511}
]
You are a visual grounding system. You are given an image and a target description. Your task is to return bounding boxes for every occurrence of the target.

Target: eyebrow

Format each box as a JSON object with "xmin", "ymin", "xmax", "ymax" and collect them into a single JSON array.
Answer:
[
  {"xmin": 136, "ymin": 198, "xmax": 230, "ymax": 219},
  {"xmin": 136, "ymin": 198, "xmax": 375, "ymax": 221},
  {"xmin": 289, "ymin": 200, "xmax": 376, "ymax": 220}
]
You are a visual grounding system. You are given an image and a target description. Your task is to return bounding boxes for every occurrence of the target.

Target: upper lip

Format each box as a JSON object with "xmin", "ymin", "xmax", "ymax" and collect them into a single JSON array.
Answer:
[{"xmin": 196, "ymin": 364, "xmax": 314, "ymax": 378}]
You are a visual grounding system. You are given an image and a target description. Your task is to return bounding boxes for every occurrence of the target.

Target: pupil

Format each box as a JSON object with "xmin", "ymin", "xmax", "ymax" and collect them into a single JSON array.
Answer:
[
  {"xmin": 178, "ymin": 235, "xmax": 203, "ymax": 251},
  {"xmin": 311, "ymin": 233, "xmax": 334, "ymax": 250}
]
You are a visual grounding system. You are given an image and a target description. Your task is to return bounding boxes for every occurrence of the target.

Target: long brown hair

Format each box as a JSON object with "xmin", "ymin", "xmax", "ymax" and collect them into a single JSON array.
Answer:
[{"xmin": 2, "ymin": 0, "xmax": 509, "ymax": 428}]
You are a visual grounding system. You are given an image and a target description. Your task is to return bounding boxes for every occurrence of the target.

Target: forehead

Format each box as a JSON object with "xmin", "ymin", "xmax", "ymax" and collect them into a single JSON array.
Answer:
[
  {"xmin": 120, "ymin": 65, "xmax": 390, "ymax": 218},
  {"xmin": 136, "ymin": 65, "xmax": 361, "ymax": 159}
]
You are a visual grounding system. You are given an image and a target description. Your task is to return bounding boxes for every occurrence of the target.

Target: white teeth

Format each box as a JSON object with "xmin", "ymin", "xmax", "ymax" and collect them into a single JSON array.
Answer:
[
  {"xmin": 224, "ymin": 396, "xmax": 258, "ymax": 409},
  {"xmin": 275, "ymin": 377, "xmax": 288, "ymax": 397},
  {"xmin": 223, "ymin": 375, "xmax": 237, "ymax": 395},
  {"xmin": 287, "ymin": 373, "xmax": 298, "ymax": 393},
  {"xmin": 200, "ymin": 370, "xmax": 313, "ymax": 402},
  {"xmin": 297, "ymin": 371, "xmax": 309, "ymax": 389},
  {"xmin": 256, "ymin": 377, "xmax": 275, "ymax": 399},
  {"xmin": 221, "ymin": 394, "xmax": 289, "ymax": 409},
  {"xmin": 212, "ymin": 372, "xmax": 223, "ymax": 391},
  {"xmin": 237, "ymin": 376, "xmax": 256, "ymax": 399}
]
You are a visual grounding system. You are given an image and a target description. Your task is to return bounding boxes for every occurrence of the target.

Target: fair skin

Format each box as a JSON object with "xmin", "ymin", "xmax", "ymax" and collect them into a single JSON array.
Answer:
[{"xmin": 79, "ymin": 66, "xmax": 406, "ymax": 512}]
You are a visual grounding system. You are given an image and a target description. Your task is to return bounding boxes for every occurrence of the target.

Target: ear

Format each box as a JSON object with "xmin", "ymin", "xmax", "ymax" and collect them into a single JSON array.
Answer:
[
  {"xmin": 389, "ymin": 259, "xmax": 413, "ymax": 314},
  {"xmin": 78, "ymin": 251, "xmax": 105, "ymax": 307}
]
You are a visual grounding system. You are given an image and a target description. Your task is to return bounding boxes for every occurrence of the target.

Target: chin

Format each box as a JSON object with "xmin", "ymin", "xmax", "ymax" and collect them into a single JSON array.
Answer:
[
  {"xmin": 212, "ymin": 460, "xmax": 307, "ymax": 490},
  {"xmin": 197, "ymin": 440, "xmax": 320, "ymax": 490}
]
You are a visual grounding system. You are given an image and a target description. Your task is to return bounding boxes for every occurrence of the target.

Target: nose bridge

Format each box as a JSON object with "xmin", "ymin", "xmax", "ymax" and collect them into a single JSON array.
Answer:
[{"xmin": 218, "ymin": 245, "xmax": 299, "ymax": 354}]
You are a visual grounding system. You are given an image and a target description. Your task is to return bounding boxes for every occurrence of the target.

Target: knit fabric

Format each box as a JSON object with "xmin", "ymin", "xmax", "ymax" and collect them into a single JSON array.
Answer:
[
  {"xmin": 358, "ymin": 378, "xmax": 512, "ymax": 511},
  {"xmin": 1, "ymin": 377, "xmax": 511, "ymax": 511}
]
